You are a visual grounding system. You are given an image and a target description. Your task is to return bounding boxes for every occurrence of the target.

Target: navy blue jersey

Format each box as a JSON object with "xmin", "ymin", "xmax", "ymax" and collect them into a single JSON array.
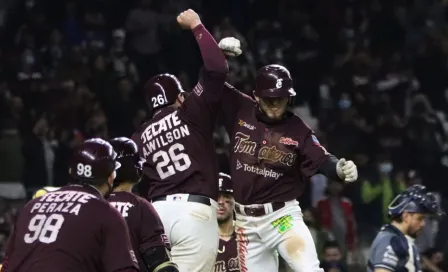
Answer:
[{"xmin": 368, "ymin": 224, "xmax": 422, "ymax": 272}]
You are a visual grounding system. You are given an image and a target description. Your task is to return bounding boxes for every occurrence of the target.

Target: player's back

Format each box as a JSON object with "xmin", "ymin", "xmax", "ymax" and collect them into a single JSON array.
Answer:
[
  {"xmin": 5, "ymin": 185, "xmax": 129, "ymax": 272},
  {"xmin": 134, "ymin": 105, "xmax": 218, "ymax": 200}
]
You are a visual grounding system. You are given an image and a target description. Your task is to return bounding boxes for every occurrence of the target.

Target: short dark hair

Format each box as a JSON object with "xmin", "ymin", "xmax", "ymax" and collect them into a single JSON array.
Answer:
[{"xmin": 323, "ymin": 240, "xmax": 341, "ymax": 251}]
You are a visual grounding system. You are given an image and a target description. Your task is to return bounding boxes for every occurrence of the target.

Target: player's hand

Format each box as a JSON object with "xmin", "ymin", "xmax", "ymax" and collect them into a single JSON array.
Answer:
[
  {"xmin": 218, "ymin": 37, "xmax": 242, "ymax": 57},
  {"xmin": 336, "ymin": 158, "xmax": 358, "ymax": 183},
  {"xmin": 177, "ymin": 9, "xmax": 201, "ymax": 30}
]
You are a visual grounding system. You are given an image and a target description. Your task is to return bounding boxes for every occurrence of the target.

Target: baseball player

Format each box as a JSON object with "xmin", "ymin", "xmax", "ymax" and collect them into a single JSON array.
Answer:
[
  {"xmin": 217, "ymin": 38, "xmax": 358, "ymax": 272},
  {"xmin": 215, "ymin": 173, "xmax": 240, "ymax": 272},
  {"xmin": 108, "ymin": 137, "xmax": 177, "ymax": 272},
  {"xmin": 368, "ymin": 184, "xmax": 444, "ymax": 272},
  {"xmin": 1, "ymin": 139, "xmax": 138, "ymax": 272},
  {"xmin": 131, "ymin": 9, "xmax": 229, "ymax": 272}
]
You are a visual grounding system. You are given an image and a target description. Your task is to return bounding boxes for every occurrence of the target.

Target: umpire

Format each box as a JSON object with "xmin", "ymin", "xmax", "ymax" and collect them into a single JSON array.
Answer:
[{"xmin": 367, "ymin": 184, "xmax": 444, "ymax": 272}]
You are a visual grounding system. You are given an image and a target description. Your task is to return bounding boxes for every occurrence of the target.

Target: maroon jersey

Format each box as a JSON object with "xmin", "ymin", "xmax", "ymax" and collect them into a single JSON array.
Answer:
[
  {"xmin": 132, "ymin": 25, "xmax": 227, "ymax": 200},
  {"xmin": 2, "ymin": 185, "xmax": 138, "ymax": 272},
  {"xmin": 220, "ymin": 83, "xmax": 332, "ymax": 204},
  {"xmin": 215, "ymin": 234, "xmax": 240, "ymax": 272},
  {"xmin": 108, "ymin": 191, "xmax": 169, "ymax": 270}
]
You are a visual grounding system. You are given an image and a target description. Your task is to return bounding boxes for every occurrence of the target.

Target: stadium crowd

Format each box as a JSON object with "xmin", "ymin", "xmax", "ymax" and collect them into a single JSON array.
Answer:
[{"xmin": 1, "ymin": 0, "xmax": 448, "ymax": 271}]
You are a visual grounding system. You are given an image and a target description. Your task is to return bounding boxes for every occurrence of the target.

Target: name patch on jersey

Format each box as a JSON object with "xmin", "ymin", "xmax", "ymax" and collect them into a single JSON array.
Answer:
[
  {"xmin": 234, "ymin": 132, "xmax": 297, "ymax": 166},
  {"xmin": 141, "ymin": 111, "xmax": 190, "ymax": 157},
  {"xmin": 31, "ymin": 191, "xmax": 98, "ymax": 216},
  {"xmin": 271, "ymin": 215, "xmax": 293, "ymax": 234}
]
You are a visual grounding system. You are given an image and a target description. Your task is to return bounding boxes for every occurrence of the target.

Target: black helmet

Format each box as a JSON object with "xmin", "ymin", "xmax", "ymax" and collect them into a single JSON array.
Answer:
[
  {"xmin": 69, "ymin": 138, "xmax": 121, "ymax": 184},
  {"xmin": 218, "ymin": 173, "xmax": 232, "ymax": 194},
  {"xmin": 144, "ymin": 73, "xmax": 188, "ymax": 112},
  {"xmin": 109, "ymin": 137, "xmax": 144, "ymax": 185},
  {"xmin": 254, "ymin": 64, "xmax": 296, "ymax": 98}
]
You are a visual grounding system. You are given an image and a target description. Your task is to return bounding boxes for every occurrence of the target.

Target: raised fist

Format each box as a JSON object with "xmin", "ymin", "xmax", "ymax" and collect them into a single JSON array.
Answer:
[{"xmin": 177, "ymin": 9, "xmax": 201, "ymax": 30}]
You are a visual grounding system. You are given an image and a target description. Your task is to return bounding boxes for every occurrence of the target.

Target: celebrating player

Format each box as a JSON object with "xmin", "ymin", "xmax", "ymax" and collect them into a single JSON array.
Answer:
[
  {"xmin": 217, "ymin": 37, "xmax": 358, "ymax": 272},
  {"xmin": 214, "ymin": 173, "xmax": 240, "ymax": 272},
  {"xmin": 132, "ymin": 9, "xmax": 228, "ymax": 272},
  {"xmin": 368, "ymin": 184, "xmax": 444, "ymax": 272},
  {"xmin": 1, "ymin": 139, "xmax": 138, "ymax": 272},
  {"xmin": 108, "ymin": 137, "xmax": 177, "ymax": 272}
]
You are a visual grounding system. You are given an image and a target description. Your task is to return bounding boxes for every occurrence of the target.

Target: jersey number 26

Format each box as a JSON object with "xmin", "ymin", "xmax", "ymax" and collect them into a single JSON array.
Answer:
[{"xmin": 152, "ymin": 143, "xmax": 191, "ymax": 179}]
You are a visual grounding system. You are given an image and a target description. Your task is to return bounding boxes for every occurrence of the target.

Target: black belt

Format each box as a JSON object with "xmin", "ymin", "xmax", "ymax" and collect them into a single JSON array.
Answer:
[
  {"xmin": 235, "ymin": 202, "xmax": 285, "ymax": 217},
  {"xmin": 151, "ymin": 195, "xmax": 211, "ymax": 206}
]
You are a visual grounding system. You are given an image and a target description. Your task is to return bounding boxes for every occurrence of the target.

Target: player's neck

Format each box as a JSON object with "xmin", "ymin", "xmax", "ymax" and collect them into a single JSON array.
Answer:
[
  {"xmin": 113, "ymin": 182, "xmax": 134, "ymax": 193},
  {"xmin": 219, "ymin": 219, "xmax": 234, "ymax": 240},
  {"xmin": 391, "ymin": 221, "xmax": 407, "ymax": 235}
]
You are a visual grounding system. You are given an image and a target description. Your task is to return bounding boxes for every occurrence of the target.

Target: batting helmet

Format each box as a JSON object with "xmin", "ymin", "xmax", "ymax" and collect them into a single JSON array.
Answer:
[
  {"xmin": 254, "ymin": 64, "xmax": 296, "ymax": 98},
  {"xmin": 69, "ymin": 138, "xmax": 121, "ymax": 184},
  {"xmin": 109, "ymin": 137, "xmax": 144, "ymax": 185},
  {"xmin": 218, "ymin": 173, "xmax": 232, "ymax": 193},
  {"xmin": 388, "ymin": 185, "xmax": 444, "ymax": 218},
  {"xmin": 144, "ymin": 73, "xmax": 188, "ymax": 112}
]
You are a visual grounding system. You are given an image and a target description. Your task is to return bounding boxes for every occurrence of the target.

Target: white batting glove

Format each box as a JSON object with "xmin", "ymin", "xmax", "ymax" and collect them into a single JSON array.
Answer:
[
  {"xmin": 218, "ymin": 37, "xmax": 242, "ymax": 57},
  {"xmin": 336, "ymin": 158, "xmax": 358, "ymax": 183}
]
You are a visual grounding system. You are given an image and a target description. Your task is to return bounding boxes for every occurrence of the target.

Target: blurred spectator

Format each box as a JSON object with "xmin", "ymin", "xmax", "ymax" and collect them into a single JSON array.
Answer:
[
  {"xmin": 320, "ymin": 241, "xmax": 348, "ymax": 272},
  {"xmin": 22, "ymin": 115, "xmax": 56, "ymax": 192},
  {"xmin": 422, "ymin": 248, "xmax": 447, "ymax": 272},
  {"xmin": 360, "ymin": 154, "xmax": 406, "ymax": 231},
  {"xmin": 125, "ymin": 0, "xmax": 170, "ymax": 80},
  {"xmin": 317, "ymin": 180, "xmax": 357, "ymax": 255},
  {"xmin": 303, "ymin": 208, "xmax": 334, "ymax": 260}
]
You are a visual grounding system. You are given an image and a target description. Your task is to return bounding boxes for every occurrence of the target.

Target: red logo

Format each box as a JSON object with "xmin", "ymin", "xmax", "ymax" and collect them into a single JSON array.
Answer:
[{"xmin": 279, "ymin": 137, "xmax": 298, "ymax": 147}]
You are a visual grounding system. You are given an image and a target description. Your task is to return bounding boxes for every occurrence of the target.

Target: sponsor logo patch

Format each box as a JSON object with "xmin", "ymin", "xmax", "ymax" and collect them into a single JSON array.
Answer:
[
  {"xmin": 238, "ymin": 120, "xmax": 256, "ymax": 130},
  {"xmin": 279, "ymin": 137, "xmax": 299, "ymax": 147},
  {"xmin": 236, "ymin": 161, "xmax": 283, "ymax": 180}
]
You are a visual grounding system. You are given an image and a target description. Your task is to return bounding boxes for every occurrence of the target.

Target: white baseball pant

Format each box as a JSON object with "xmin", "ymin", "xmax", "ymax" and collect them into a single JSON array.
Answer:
[
  {"xmin": 152, "ymin": 194, "xmax": 219, "ymax": 272},
  {"xmin": 235, "ymin": 200, "xmax": 324, "ymax": 272}
]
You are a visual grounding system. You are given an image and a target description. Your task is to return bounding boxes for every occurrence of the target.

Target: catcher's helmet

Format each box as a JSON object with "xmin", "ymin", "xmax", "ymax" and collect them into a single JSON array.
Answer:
[
  {"xmin": 218, "ymin": 173, "xmax": 232, "ymax": 194},
  {"xmin": 109, "ymin": 137, "xmax": 144, "ymax": 185},
  {"xmin": 254, "ymin": 64, "xmax": 296, "ymax": 98},
  {"xmin": 144, "ymin": 73, "xmax": 188, "ymax": 112},
  {"xmin": 69, "ymin": 138, "xmax": 121, "ymax": 184},
  {"xmin": 388, "ymin": 184, "xmax": 444, "ymax": 218}
]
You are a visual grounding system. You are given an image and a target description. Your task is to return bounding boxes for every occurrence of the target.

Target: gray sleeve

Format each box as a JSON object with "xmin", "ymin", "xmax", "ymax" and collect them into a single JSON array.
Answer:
[{"xmin": 370, "ymin": 237, "xmax": 399, "ymax": 271}]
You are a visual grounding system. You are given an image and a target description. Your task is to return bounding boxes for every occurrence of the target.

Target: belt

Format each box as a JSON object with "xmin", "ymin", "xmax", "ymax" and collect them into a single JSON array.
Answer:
[
  {"xmin": 235, "ymin": 202, "xmax": 285, "ymax": 217},
  {"xmin": 151, "ymin": 195, "xmax": 211, "ymax": 206}
]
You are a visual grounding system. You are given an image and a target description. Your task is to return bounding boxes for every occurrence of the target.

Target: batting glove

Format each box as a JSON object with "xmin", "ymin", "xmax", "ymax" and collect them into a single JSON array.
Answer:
[
  {"xmin": 218, "ymin": 37, "xmax": 242, "ymax": 57},
  {"xmin": 336, "ymin": 158, "xmax": 358, "ymax": 183}
]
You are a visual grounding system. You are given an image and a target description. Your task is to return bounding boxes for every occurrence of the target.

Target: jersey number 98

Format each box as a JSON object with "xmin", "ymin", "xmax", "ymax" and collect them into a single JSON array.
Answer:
[
  {"xmin": 24, "ymin": 214, "xmax": 65, "ymax": 244},
  {"xmin": 153, "ymin": 143, "xmax": 191, "ymax": 179}
]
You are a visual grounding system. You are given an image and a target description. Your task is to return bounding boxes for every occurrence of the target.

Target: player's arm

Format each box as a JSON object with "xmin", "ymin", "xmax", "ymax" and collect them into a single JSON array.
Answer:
[
  {"xmin": 0, "ymin": 221, "xmax": 17, "ymax": 272},
  {"xmin": 219, "ymin": 82, "xmax": 255, "ymax": 135},
  {"xmin": 138, "ymin": 198, "xmax": 178, "ymax": 272},
  {"xmin": 300, "ymin": 130, "xmax": 357, "ymax": 183},
  {"xmin": 374, "ymin": 269, "xmax": 394, "ymax": 272},
  {"xmin": 178, "ymin": 10, "xmax": 228, "ymax": 127},
  {"xmin": 102, "ymin": 206, "xmax": 139, "ymax": 272},
  {"xmin": 369, "ymin": 236, "xmax": 405, "ymax": 272}
]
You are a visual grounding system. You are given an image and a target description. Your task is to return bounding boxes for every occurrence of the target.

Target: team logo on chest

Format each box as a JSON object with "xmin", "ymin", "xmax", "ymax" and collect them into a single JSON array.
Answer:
[{"xmin": 234, "ymin": 132, "xmax": 297, "ymax": 166}]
